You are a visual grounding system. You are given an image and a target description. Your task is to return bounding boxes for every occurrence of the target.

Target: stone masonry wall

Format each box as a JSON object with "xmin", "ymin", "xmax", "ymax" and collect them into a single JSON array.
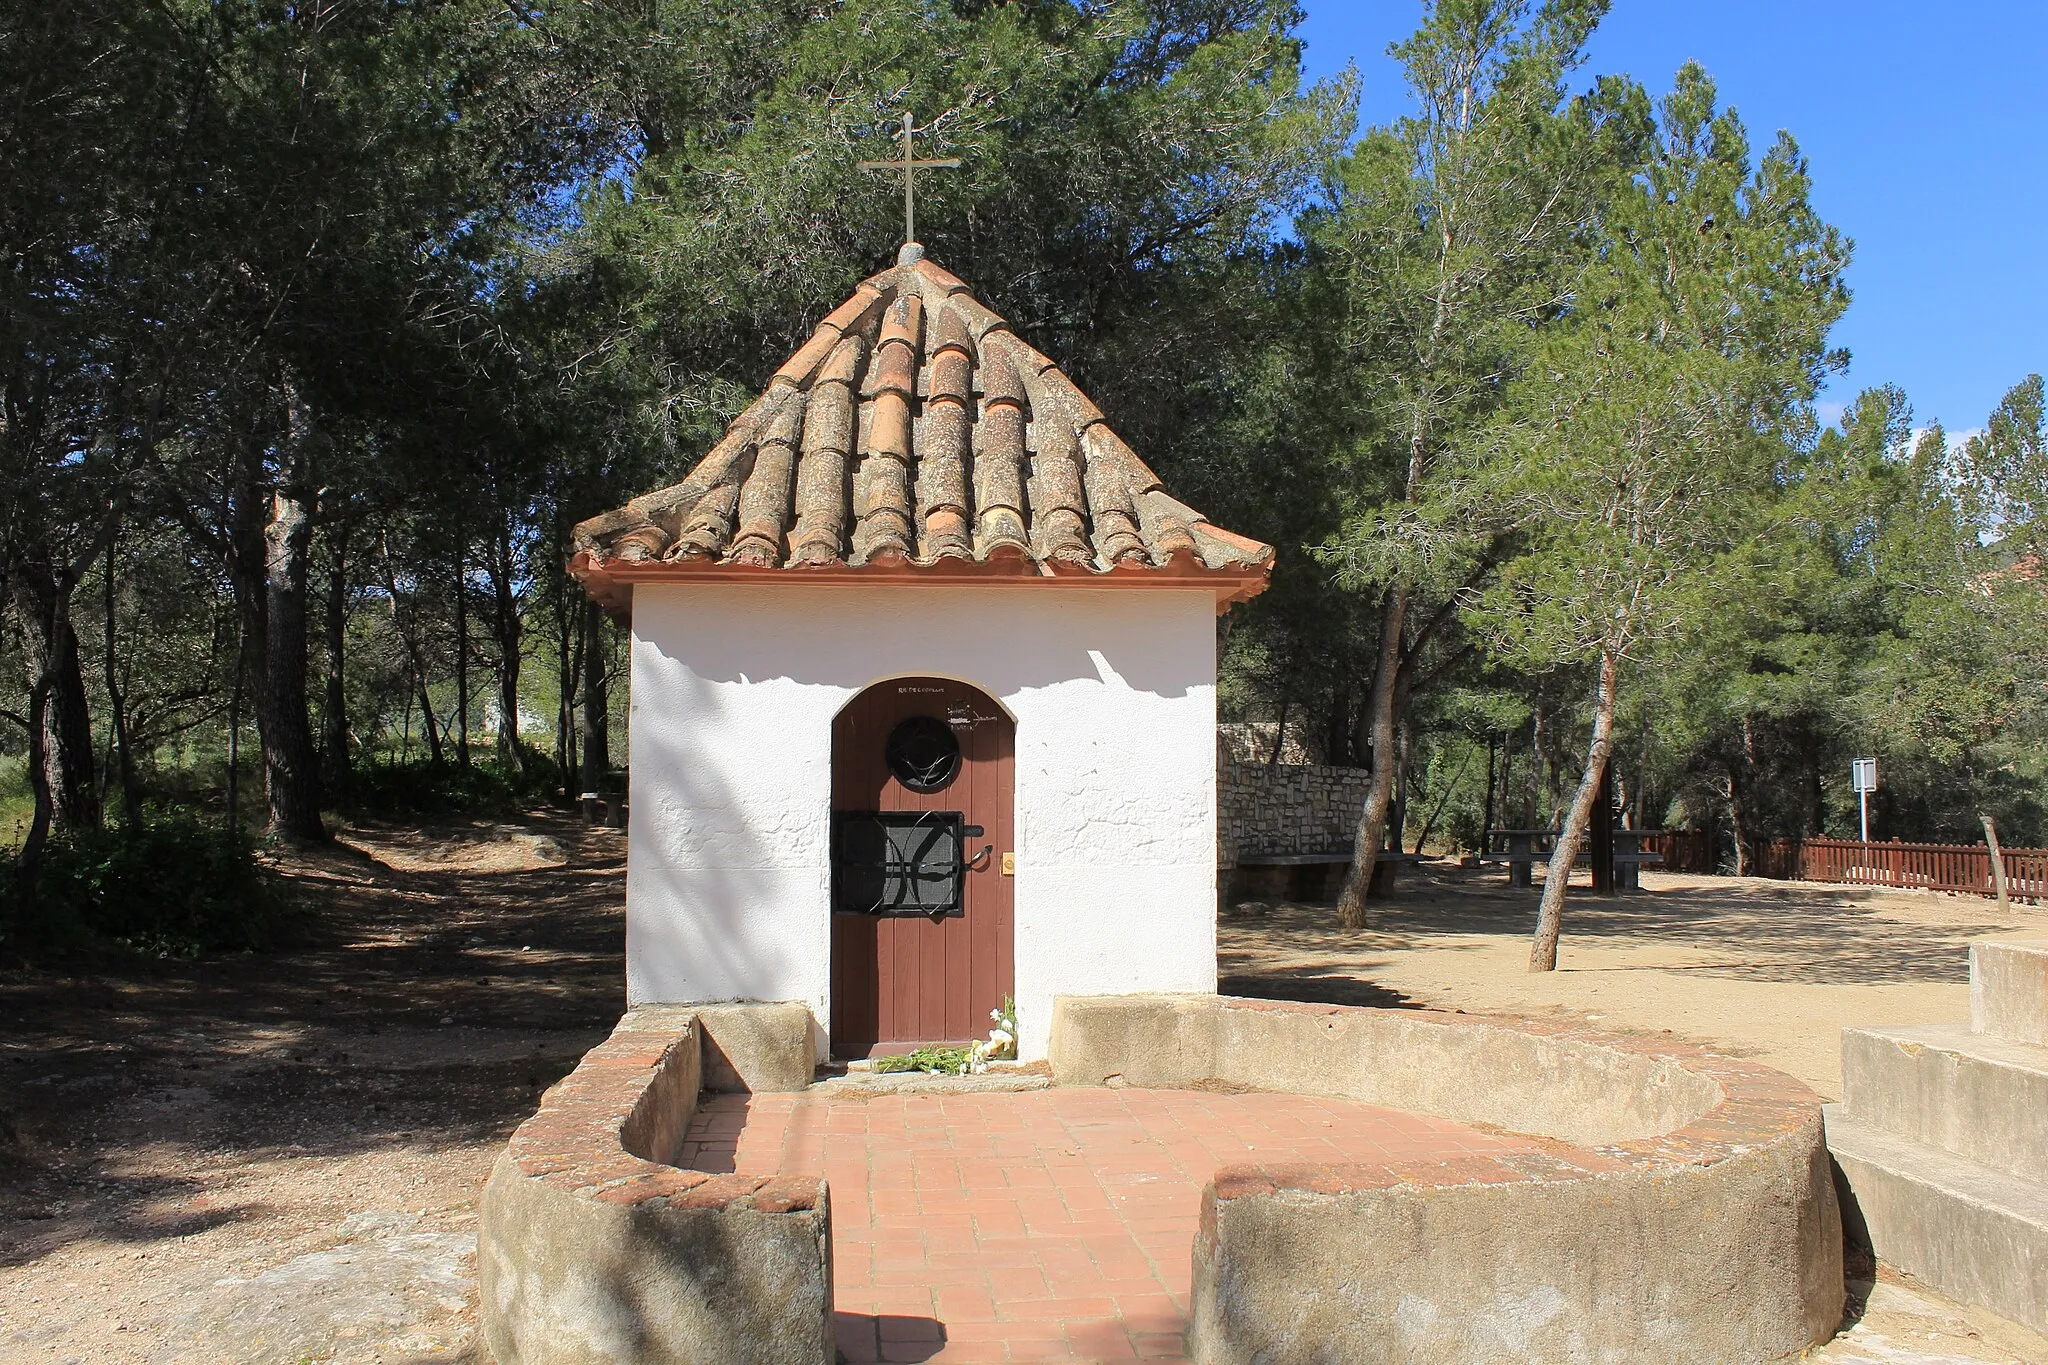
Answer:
[{"xmin": 1218, "ymin": 750, "xmax": 1371, "ymax": 866}]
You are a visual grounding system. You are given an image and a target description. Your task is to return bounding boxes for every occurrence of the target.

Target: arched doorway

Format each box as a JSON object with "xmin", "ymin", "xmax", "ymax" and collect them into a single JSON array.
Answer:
[{"xmin": 830, "ymin": 677, "xmax": 1015, "ymax": 1058}]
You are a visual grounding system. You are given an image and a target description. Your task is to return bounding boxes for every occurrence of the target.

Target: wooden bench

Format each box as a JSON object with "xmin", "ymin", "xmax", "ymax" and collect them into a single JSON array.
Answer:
[{"xmin": 1228, "ymin": 850, "xmax": 1426, "ymax": 902}]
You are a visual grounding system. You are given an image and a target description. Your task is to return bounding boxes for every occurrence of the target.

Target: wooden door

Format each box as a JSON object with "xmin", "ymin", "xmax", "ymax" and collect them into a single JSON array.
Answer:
[{"xmin": 830, "ymin": 677, "xmax": 1014, "ymax": 1057}]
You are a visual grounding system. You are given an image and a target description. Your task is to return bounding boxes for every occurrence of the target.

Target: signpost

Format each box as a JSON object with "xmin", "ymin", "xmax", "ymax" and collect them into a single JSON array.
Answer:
[{"xmin": 1852, "ymin": 757, "xmax": 1878, "ymax": 842}]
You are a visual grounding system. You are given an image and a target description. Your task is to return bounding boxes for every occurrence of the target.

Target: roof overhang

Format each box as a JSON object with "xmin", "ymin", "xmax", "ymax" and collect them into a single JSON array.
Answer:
[{"xmin": 569, "ymin": 548, "xmax": 1271, "ymax": 622}]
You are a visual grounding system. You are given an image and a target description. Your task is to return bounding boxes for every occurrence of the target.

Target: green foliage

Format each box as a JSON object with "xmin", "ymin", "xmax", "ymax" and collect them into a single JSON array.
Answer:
[
  {"xmin": 2, "ymin": 0, "xmax": 2044, "ymax": 878},
  {"xmin": 870, "ymin": 1044, "xmax": 976, "ymax": 1076},
  {"xmin": 1308, "ymin": 0, "xmax": 1645, "ymax": 599},
  {"xmin": 1464, "ymin": 62, "xmax": 1849, "ymax": 672},
  {"xmin": 0, "ymin": 813, "xmax": 292, "ymax": 958},
  {"xmin": 337, "ymin": 753, "xmax": 562, "ymax": 819},
  {"xmin": 1626, "ymin": 382, "xmax": 2048, "ymax": 851},
  {"xmin": 1959, "ymin": 376, "xmax": 2048, "ymax": 566}
]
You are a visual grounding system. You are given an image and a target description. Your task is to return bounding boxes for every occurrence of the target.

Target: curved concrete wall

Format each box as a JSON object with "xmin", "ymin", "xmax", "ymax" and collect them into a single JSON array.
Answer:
[
  {"xmin": 479, "ymin": 1007, "xmax": 832, "ymax": 1365},
  {"xmin": 1051, "ymin": 994, "xmax": 1843, "ymax": 1365},
  {"xmin": 487, "ymin": 996, "xmax": 1840, "ymax": 1365},
  {"xmin": 1049, "ymin": 991, "xmax": 1724, "ymax": 1145}
]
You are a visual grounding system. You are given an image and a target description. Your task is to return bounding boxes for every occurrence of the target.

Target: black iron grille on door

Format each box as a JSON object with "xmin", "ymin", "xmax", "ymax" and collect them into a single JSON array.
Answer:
[{"xmin": 833, "ymin": 811, "xmax": 965, "ymax": 916}]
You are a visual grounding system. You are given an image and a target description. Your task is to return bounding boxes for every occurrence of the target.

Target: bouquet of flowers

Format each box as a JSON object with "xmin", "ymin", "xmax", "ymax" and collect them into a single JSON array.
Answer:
[{"xmin": 969, "ymin": 996, "xmax": 1019, "ymax": 1072}]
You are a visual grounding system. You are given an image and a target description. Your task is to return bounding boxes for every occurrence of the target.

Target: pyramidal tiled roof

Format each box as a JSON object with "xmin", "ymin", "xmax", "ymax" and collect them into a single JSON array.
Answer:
[{"xmin": 570, "ymin": 245, "xmax": 1274, "ymax": 615}]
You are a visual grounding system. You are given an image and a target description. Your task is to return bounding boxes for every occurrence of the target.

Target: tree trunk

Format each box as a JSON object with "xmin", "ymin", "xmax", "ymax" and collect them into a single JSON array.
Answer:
[
  {"xmin": 14, "ymin": 673, "xmax": 55, "ymax": 891},
  {"xmin": 1481, "ymin": 733, "xmax": 1499, "ymax": 844},
  {"xmin": 1414, "ymin": 746, "xmax": 1472, "ymax": 855},
  {"xmin": 1727, "ymin": 766, "xmax": 1751, "ymax": 876},
  {"xmin": 12, "ymin": 557, "xmax": 99, "ymax": 832},
  {"xmin": 1802, "ymin": 725, "xmax": 1823, "ymax": 837},
  {"xmin": 487, "ymin": 523, "xmax": 525, "ymax": 772},
  {"xmin": 1526, "ymin": 706, "xmax": 1545, "ymax": 826},
  {"xmin": 1325, "ymin": 686, "xmax": 1350, "ymax": 768},
  {"xmin": 1531, "ymin": 648, "xmax": 1619, "ymax": 972},
  {"xmin": 398, "ymin": 679, "xmax": 414, "ymax": 763},
  {"xmin": 1336, "ymin": 585, "xmax": 1409, "ymax": 929},
  {"xmin": 322, "ymin": 521, "xmax": 351, "ymax": 779},
  {"xmin": 103, "ymin": 538, "xmax": 143, "ymax": 829},
  {"xmin": 260, "ymin": 484, "xmax": 324, "ymax": 838},
  {"xmin": 1390, "ymin": 720, "xmax": 1411, "ymax": 852},
  {"xmin": 257, "ymin": 381, "xmax": 325, "ymax": 840},
  {"xmin": 555, "ymin": 585, "xmax": 579, "ymax": 786},
  {"xmin": 1496, "ymin": 729, "xmax": 1515, "ymax": 843},
  {"xmin": 454, "ymin": 545, "xmax": 470, "ymax": 766},
  {"xmin": 1728, "ymin": 715, "xmax": 1757, "ymax": 876},
  {"xmin": 578, "ymin": 604, "xmax": 610, "ymax": 792},
  {"xmin": 227, "ymin": 617, "xmax": 245, "ymax": 834},
  {"xmin": 1633, "ymin": 711, "xmax": 1650, "ymax": 828},
  {"xmin": 377, "ymin": 536, "xmax": 443, "ymax": 764},
  {"xmin": 414, "ymin": 643, "xmax": 444, "ymax": 764}
]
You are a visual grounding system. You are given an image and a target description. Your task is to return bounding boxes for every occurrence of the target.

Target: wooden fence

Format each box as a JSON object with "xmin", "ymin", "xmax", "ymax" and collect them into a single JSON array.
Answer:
[
  {"xmin": 1640, "ymin": 830, "xmax": 1718, "ymax": 875},
  {"xmin": 1758, "ymin": 837, "xmax": 2048, "ymax": 903}
]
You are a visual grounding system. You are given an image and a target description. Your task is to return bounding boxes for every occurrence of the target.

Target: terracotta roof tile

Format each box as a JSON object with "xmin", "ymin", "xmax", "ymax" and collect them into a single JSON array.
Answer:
[
  {"xmin": 571, "ymin": 246, "xmax": 1274, "ymax": 612},
  {"xmin": 927, "ymin": 347, "xmax": 971, "ymax": 404},
  {"xmin": 980, "ymin": 352, "xmax": 1029, "ymax": 409}
]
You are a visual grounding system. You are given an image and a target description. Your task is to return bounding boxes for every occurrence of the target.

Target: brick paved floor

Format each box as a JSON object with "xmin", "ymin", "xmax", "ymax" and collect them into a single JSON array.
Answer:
[{"xmin": 680, "ymin": 1086, "xmax": 1543, "ymax": 1364}]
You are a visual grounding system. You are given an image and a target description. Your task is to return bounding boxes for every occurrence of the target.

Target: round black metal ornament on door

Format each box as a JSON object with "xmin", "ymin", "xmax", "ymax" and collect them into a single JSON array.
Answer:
[{"xmin": 885, "ymin": 715, "xmax": 961, "ymax": 793}]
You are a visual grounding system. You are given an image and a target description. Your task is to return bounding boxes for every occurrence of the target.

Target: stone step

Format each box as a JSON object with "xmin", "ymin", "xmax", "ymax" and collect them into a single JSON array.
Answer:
[
  {"xmin": 1825, "ymin": 1105, "xmax": 2048, "ymax": 1336},
  {"xmin": 1841, "ymin": 1023, "xmax": 2048, "ymax": 1180},
  {"xmin": 809, "ymin": 1069, "xmax": 1051, "ymax": 1096},
  {"xmin": 1973, "ymin": 938, "xmax": 2048, "ymax": 1047}
]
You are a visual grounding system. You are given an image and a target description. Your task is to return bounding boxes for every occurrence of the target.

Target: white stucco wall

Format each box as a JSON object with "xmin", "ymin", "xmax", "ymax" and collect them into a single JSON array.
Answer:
[{"xmin": 625, "ymin": 582, "xmax": 1218, "ymax": 1061}]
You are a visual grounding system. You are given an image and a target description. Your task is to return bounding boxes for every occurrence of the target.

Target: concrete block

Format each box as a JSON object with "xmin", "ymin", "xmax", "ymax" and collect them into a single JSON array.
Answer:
[
  {"xmin": 1828, "ymin": 1105, "xmax": 2048, "ymax": 1336},
  {"xmin": 479, "ymin": 1009, "xmax": 833, "ymax": 1364},
  {"xmin": 690, "ymin": 1001, "xmax": 817, "ymax": 1093},
  {"xmin": 1974, "ymin": 938, "xmax": 2048, "ymax": 1046},
  {"xmin": 1194, "ymin": 1141, "xmax": 1842, "ymax": 1365},
  {"xmin": 1048, "ymin": 994, "xmax": 1220, "ymax": 1092},
  {"xmin": 1841, "ymin": 1023, "xmax": 2048, "ymax": 1180},
  {"xmin": 480, "ymin": 1156, "xmax": 833, "ymax": 1365}
]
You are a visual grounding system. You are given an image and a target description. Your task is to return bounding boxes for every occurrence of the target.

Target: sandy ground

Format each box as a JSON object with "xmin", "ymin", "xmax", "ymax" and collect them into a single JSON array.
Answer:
[
  {"xmin": 0, "ymin": 815, "xmax": 626, "ymax": 1364},
  {"xmin": 2, "ymin": 823, "xmax": 2045, "ymax": 1363},
  {"xmin": 1220, "ymin": 865, "xmax": 2045, "ymax": 1100}
]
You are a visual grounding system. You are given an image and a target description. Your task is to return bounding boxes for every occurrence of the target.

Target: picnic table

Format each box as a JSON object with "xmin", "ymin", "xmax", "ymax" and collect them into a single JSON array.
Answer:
[
  {"xmin": 1480, "ymin": 828, "xmax": 1664, "ymax": 890},
  {"xmin": 1611, "ymin": 827, "xmax": 1665, "ymax": 890},
  {"xmin": 579, "ymin": 791, "xmax": 629, "ymax": 831},
  {"xmin": 1480, "ymin": 829, "xmax": 1552, "ymax": 889}
]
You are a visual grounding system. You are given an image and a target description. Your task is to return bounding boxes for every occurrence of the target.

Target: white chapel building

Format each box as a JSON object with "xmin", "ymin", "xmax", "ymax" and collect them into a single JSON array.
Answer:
[{"xmin": 570, "ymin": 244, "xmax": 1273, "ymax": 1062}]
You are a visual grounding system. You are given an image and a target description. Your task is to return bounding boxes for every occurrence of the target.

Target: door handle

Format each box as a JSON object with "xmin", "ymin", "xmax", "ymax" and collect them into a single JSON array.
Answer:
[{"xmin": 965, "ymin": 844, "xmax": 992, "ymax": 871}]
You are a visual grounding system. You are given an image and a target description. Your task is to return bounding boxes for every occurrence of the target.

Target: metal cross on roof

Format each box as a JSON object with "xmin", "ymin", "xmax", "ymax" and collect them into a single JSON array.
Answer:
[{"xmin": 858, "ymin": 111, "xmax": 960, "ymax": 248}]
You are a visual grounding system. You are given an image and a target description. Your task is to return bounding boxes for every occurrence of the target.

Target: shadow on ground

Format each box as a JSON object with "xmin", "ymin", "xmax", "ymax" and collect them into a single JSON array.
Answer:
[
  {"xmin": 1228, "ymin": 863, "xmax": 2022, "ymax": 988},
  {"xmin": 834, "ymin": 1311, "xmax": 946, "ymax": 1363},
  {"xmin": 0, "ymin": 811, "xmax": 627, "ymax": 1273}
]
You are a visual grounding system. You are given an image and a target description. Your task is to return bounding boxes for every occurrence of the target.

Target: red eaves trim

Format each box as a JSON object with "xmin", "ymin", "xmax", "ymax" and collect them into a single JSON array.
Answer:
[{"xmin": 568, "ymin": 550, "xmax": 1270, "ymax": 622}]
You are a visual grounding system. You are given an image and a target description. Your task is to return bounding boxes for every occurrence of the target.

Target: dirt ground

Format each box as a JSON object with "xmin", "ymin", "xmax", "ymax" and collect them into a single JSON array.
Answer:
[
  {"xmin": 0, "ymin": 814, "xmax": 627, "ymax": 1364},
  {"xmin": 2, "ymin": 820, "xmax": 2045, "ymax": 1364},
  {"xmin": 1221, "ymin": 864, "xmax": 2047, "ymax": 1101}
]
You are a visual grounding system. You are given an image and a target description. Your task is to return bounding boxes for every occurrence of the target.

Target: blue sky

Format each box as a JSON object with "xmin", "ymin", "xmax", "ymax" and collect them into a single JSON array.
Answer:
[{"xmin": 1296, "ymin": 2, "xmax": 2047, "ymax": 434}]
